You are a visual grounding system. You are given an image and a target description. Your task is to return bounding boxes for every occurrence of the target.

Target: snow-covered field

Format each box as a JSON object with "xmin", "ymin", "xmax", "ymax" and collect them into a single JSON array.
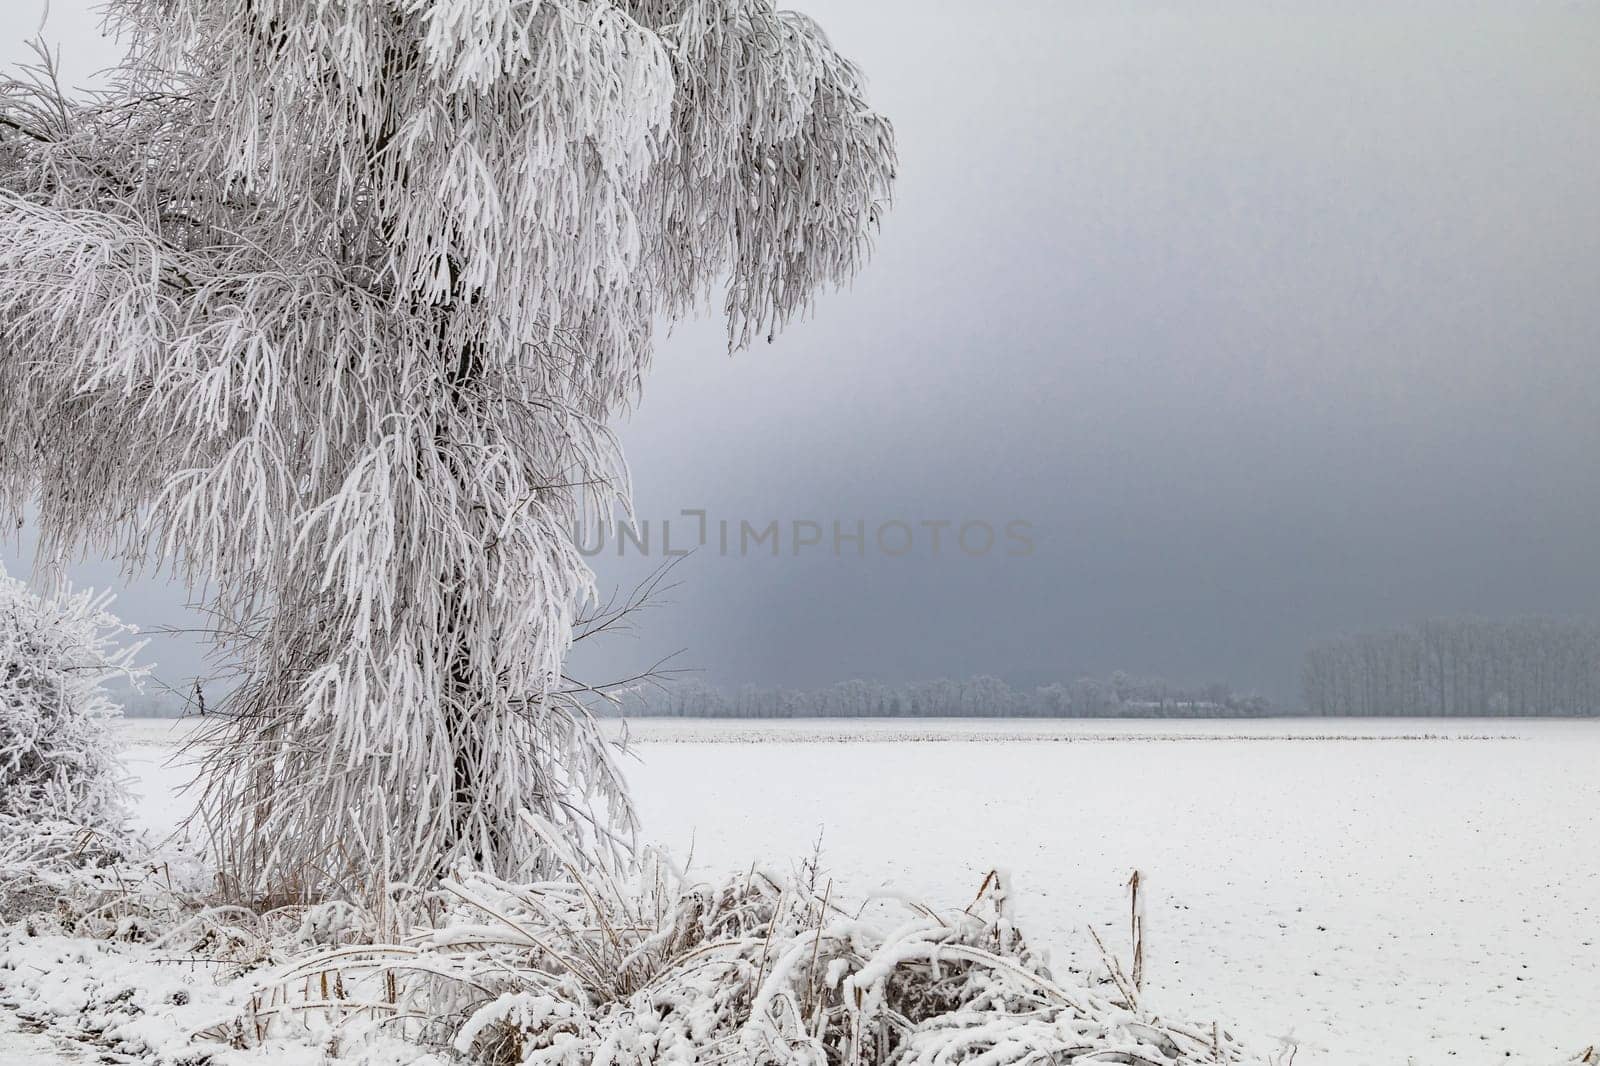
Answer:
[{"xmin": 71, "ymin": 717, "xmax": 1600, "ymax": 1063}]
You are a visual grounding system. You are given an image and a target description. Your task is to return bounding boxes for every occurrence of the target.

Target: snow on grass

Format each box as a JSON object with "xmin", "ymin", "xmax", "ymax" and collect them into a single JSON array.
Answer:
[
  {"xmin": 0, "ymin": 903, "xmax": 451, "ymax": 1065},
  {"xmin": 0, "ymin": 1010, "xmax": 94, "ymax": 1065}
]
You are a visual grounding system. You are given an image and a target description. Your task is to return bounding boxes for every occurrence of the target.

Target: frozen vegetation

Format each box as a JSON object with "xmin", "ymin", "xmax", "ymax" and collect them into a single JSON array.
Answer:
[
  {"xmin": 0, "ymin": 564, "xmax": 143, "ymax": 875},
  {"xmin": 0, "ymin": 0, "xmax": 895, "ymax": 903}
]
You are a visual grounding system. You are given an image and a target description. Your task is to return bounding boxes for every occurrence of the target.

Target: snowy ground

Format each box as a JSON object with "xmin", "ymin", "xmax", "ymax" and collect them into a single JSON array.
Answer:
[
  {"xmin": 0, "ymin": 1011, "xmax": 93, "ymax": 1063},
  {"xmin": 16, "ymin": 716, "xmax": 1600, "ymax": 1064}
]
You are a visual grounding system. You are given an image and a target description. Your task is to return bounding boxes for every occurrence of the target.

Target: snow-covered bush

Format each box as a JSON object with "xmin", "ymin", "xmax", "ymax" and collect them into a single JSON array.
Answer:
[
  {"xmin": 0, "ymin": 564, "xmax": 143, "ymax": 867},
  {"xmin": 238, "ymin": 831, "xmax": 1259, "ymax": 1065}
]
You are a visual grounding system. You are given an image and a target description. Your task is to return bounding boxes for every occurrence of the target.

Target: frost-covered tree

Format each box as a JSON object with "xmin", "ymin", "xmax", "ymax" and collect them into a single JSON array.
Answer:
[
  {"xmin": 1303, "ymin": 617, "xmax": 1600, "ymax": 717},
  {"xmin": 0, "ymin": 3, "xmax": 894, "ymax": 900},
  {"xmin": 0, "ymin": 563, "xmax": 142, "ymax": 858}
]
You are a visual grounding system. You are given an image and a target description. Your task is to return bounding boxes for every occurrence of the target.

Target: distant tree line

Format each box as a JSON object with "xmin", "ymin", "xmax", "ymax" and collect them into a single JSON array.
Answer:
[
  {"xmin": 1302, "ymin": 617, "xmax": 1600, "ymax": 716},
  {"xmin": 616, "ymin": 673, "xmax": 1273, "ymax": 719}
]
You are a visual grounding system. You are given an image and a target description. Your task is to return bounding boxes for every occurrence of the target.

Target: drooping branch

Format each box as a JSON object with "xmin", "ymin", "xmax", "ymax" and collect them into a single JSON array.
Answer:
[{"xmin": 0, "ymin": 0, "xmax": 895, "ymax": 902}]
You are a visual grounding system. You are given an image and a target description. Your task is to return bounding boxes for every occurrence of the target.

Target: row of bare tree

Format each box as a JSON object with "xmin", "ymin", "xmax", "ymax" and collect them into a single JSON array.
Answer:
[
  {"xmin": 1302, "ymin": 617, "xmax": 1600, "ymax": 716},
  {"xmin": 620, "ymin": 673, "xmax": 1272, "ymax": 719}
]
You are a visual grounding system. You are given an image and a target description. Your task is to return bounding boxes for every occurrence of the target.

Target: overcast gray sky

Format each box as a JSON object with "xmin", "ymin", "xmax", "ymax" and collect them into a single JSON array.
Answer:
[{"xmin": 5, "ymin": 2, "xmax": 1599, "ymax": 704}]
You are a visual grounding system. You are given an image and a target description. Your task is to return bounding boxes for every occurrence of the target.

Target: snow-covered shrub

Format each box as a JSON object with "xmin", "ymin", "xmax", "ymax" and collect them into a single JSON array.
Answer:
[
  {"xmin": 0, "ymin": 564, "xmax": 143, "ymax": 867},
  {"xmin": 246, "ymin": 829, "xmax": 1259, "ymax": 1065}
]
